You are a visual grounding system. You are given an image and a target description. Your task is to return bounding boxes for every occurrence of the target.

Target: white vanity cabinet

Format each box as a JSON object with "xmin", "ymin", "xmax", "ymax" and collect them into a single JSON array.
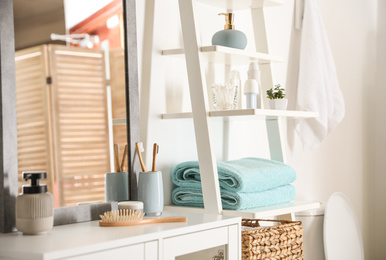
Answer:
[{"xmin": 0, "ymin": 211, "xmax": 241, "ymax": 260}]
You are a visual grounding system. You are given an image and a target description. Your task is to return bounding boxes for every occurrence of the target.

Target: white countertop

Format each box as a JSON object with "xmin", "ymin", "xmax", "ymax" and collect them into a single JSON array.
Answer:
[{"xmin": 0, "ymin": 211, "xmax": 241, "ymax": 260}]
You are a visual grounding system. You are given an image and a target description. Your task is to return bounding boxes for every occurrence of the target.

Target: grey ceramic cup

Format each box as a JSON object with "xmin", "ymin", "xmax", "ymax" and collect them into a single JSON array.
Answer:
[
  {"xmin": 137, "ymin": 171, "xmax": 163, "ymax": 216},
  {"xmin": 105, "ymin": 172, "xmax": 129, "ymax": 202}
]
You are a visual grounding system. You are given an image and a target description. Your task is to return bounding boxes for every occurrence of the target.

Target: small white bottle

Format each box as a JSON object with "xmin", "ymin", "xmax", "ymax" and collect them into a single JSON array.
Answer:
[
  {"xmin": 16, "ymin": 171, "xmax": 54, "ymax": 235},
  {"xmin": 244, "ymin": 79, "xmax": 259, "ymax": 109},
  {"xmin": 244, "ymin": 62, "xmax": 263, "ymax": 109}
]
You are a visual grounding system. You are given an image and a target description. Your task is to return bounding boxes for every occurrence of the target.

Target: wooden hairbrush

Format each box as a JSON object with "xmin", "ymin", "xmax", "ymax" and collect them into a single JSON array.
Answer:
[{"xmin": 99, "ymin": 209, "xmax": 187, "ymax": 227}]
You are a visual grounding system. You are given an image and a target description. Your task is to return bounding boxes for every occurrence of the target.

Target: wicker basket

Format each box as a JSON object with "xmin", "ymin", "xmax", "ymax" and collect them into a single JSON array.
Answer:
[{"xmin": 241, "ymin": 219, "xmax": 304, "ymax": 260}]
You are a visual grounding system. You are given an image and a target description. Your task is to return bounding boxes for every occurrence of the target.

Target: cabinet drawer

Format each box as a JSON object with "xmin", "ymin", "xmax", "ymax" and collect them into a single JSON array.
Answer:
[
  {"xmin": 65, "ymin": 241, "xmax": 158, "ymax": 260},
  {"xmin": 163, "ymin": 226, "xmax": 228, "ymax": 259}
]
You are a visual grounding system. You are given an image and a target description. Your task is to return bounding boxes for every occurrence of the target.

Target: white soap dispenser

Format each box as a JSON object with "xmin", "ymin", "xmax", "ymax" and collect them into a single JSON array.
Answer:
[{"xmin": 16, "ymin": 171, "xmax": 54, "ymax": 235}]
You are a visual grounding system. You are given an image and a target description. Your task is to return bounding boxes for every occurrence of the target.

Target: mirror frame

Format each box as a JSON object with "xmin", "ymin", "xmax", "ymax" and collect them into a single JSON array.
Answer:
[{"xmin": 0, "ymin": 0, "xmax": 141, "ymax": 232}]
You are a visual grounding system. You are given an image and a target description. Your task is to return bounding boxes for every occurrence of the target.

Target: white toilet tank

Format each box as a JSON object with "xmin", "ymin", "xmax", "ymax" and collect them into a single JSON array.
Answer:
[
  {"xmin": 296, "ymin": 193, "xmax": 364, "ymax": 260},
  {"xmin": 296, "ymin": 209, "xmax": 325, "ymax": 260},
  {"xmin": 323, "ymin": 192, "xmax": 364, "ymax": 260}
]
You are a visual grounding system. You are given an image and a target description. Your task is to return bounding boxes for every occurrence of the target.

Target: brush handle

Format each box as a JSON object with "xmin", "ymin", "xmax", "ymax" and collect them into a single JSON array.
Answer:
[
  {"xmin": 114, "ymin": 144, "xmax": 120, "ymax": 172},
  {"xmin": 120, "ymin": 144, "xmax": 128, "ymax": 172},
  {"xmin": 99, "ymin": 216, "xmax": 187, "ymax": 227},
  {"xmin": 139, "ymin": 216, "xmax": 187, "ymax": 224},
  {"xmin": 136, "ymin": 142, "xmax": 147, "ymax": 172},
  {"xmin": 152, "ymin": 143, "xmax": 158, "ymax": 172}
]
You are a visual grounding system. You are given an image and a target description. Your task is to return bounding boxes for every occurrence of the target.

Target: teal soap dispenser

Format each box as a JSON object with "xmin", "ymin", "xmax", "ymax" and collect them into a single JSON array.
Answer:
[{"xmin": 212, "ymin": 13, "xmax": 247, "ymax": 50}]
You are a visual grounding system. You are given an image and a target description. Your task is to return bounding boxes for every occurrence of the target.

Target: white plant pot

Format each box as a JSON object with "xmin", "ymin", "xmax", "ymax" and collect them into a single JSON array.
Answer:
[{"xmin": 268, "ymin": 99, "xmax": 288, "ymax": 110}]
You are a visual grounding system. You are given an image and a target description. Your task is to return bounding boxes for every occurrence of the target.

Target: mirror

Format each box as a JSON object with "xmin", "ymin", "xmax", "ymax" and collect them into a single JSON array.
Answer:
[{"xmin": 13, "ymin": 0, "xmax": 129, "ymax": 208}]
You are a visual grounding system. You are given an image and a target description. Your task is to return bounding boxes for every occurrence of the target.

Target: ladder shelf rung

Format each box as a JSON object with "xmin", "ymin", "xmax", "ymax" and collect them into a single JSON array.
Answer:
[
  {"xmin": 164, "ymin": 200, "xmax": 321, "ymax": 219},
  {"xmin": 161, "ymin": 109, "xmax": 319, "ymax": 120},
  {"xmin": 162, "ymin": 45, "xmax": 283, "ymax": 65},
  {"xmin": 196, "ymin": 0, "xmax": 284, "ymax": 10}
]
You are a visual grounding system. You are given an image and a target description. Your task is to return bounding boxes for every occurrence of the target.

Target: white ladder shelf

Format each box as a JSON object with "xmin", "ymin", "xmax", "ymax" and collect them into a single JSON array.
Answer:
[{"xmin": 166, "ymin": 0, "xmax": 320, "ymax": 219}]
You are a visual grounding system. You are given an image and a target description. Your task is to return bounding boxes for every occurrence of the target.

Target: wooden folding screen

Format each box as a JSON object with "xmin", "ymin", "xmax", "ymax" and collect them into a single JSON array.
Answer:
[
  {"xmin": 15, "ymin": 44, "xmax": 110, "ymax": 207},
  {"xmin": 15, "ymin": 45, "xmax": 54, "ymax": 195}
]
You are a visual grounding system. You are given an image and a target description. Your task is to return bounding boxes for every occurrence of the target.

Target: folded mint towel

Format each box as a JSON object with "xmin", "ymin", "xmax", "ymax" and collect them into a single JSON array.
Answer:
[
  {"xmin": 172, "ymin": 158, "xmax": 296, "ymax": 193},
  {"xmin": 172, "ymin": 185, "xmax": 296, "ymax": 210}
]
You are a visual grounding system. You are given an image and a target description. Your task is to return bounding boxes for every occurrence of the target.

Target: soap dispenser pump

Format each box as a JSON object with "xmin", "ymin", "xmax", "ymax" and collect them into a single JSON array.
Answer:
[
  {"xmin": 212, "ymin": 13, "xmax": 247, "ymax": 50},
  {"xmin": 16, "ymin": 171, "xmax": 54, "ymax": 235}
]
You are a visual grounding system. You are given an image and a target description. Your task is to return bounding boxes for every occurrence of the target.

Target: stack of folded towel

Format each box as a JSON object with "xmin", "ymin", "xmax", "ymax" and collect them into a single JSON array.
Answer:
[{"xmin": 171, "ymin": 157, "xmax": 296, "ymax": 210}]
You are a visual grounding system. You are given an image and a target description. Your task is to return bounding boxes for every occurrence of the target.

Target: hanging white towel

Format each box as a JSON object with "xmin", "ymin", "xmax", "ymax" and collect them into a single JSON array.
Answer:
[{"xmin": 296, "ymin": 0, "xmax": 345, "ymax": 149}]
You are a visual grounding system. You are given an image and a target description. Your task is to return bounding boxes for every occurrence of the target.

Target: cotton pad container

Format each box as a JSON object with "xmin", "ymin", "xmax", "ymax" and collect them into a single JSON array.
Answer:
[{"xmin": 118, "ymin": 201, "xmax": 144, "ymax": 211}]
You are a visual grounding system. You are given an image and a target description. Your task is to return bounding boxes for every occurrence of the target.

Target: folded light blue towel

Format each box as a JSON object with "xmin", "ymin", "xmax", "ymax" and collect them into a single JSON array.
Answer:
[
  {"xmin": 172, "ymin": 158, "xmax": 296, "ymax": 193},
  {"xmin": 172, "ymin": 184, "xmax": 296, "ymax": 210}
]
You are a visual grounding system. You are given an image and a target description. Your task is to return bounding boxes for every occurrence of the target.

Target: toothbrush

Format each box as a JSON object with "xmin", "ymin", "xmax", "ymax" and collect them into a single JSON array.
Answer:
[
  {"xmin": 114, "ymin": 144, "xmax": 121, "ymax": 172},
  {"xmin": 120, "ymin": 144, "xmax": 128, "ymax": 172},
  {"xmin": 136, "ymin": 142, "xmax": 147, "ymax": 172},
  {"xmin": 152, "ymin": 143, "xmax": 159, "ymax": 172}
]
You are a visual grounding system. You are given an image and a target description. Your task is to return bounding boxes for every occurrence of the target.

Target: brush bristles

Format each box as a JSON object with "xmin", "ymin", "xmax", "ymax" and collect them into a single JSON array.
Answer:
[{"xmin": 99, "ymin": 209, "xmax": 145, "ymax": 222}]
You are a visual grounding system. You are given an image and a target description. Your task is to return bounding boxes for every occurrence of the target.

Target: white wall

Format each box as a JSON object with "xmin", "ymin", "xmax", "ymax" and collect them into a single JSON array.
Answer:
[
  {"xmin": 63, "ymin": 0, "xmax": 114, "ymax": 30},
  {"xmin": 136, "ymin": 0, "xmax": 383, "ymax": 258},
  {"xmin": 371, "ymin": 0, "xmax": 386, "ymax": 258},
  {"xmin": 285, "ymin": 0, "xmax": 379, "ymax": 258}
]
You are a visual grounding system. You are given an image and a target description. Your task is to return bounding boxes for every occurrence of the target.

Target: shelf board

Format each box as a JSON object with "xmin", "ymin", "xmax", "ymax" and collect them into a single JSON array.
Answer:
[
  {"xmin": 116, "ymin": 109, "xmax": 318, "ymax": 123},
  {"xmin": 162, "ymin": 112, "xmax": 194, "ymax": 120},
  {"xmin": 162, "ymin": 45, "xmax": 282, "ymax": 65},
  {"xmin": 196, "ymin": 0, "xmax": 283, "ymax": 10},
  {"xmin": 162, "ymin": 109, "xmax": 319, "ymax": 120},
  {"xmin": 164, "ymin": 200, "xmax": 321, "ymax": 219}
]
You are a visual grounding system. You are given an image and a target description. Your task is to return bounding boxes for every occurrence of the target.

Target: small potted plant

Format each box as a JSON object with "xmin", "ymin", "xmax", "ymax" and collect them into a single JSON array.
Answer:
[{"xmin": 266, "ymin": 84, "xmax": 288, "ymax": 110}]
